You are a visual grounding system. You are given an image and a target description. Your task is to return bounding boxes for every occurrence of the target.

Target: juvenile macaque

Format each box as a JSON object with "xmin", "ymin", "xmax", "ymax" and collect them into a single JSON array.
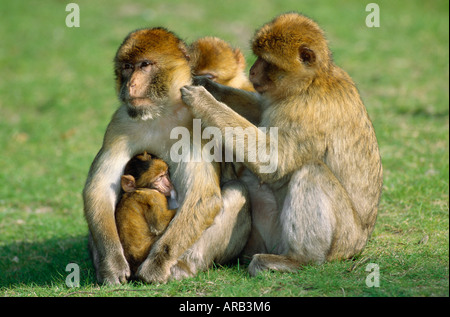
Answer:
[
  {"xmin": 115, "ymin": 152, "xmax": 178, "ymax": 275},
  {"xmin": 189, "ymin": 36, "xmax": 261, "ymax": 127},
  {"xmin": 181, "ymin": 13, "xmax": 383, "ymax": 276},
  {"xmin": 83, "ymin": 27, "xmax": 250, "ymax": 284},
  {"xmin": 189, "ymin": 37, "xmax": 255, "ymax": 92}
]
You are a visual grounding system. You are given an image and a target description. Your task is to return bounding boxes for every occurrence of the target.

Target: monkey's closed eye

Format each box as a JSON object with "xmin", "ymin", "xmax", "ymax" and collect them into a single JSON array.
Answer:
[
  {"xmin": 204, "ymin": 73, "xmax": 216, "ymax": 81},
  {"xmin": 122, "ymin": 63, "xmax": 134, "ymax": 70}
]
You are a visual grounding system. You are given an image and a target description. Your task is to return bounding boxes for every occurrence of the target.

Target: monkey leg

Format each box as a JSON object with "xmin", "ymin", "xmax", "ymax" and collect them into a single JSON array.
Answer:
[
  {"xmin": 248, "ymin": 161, "xmax": 365, "ymax": 276},
  {"xmin": 215, "ymin": 179, "xmax": 251, "ymax": 264},
  {"xmin": 170, "ymin": 179, "xmax": 251, "ymax": 280},
  {"xmin": 239, "ymin": 168, "xmax": 281, "ymax": 259}
]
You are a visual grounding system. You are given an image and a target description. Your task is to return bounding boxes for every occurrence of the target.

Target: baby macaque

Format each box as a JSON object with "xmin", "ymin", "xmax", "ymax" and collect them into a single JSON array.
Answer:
[{"xmin": 115, "ymin": 152, "xmax": 178, "ymax": 276}]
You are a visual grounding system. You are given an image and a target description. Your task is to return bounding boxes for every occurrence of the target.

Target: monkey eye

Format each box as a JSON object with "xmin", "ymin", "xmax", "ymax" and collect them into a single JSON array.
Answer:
[
  {"xmin": 122, "ymin": 63, "xmax": 134, "ymax": 70},
  {"xmin": 140, "ymin": 60, "xmax": 155, "ymax": 70},
  {"xmin": 204, "ymin": 73, "xmax": 216, "ymax": 81}
]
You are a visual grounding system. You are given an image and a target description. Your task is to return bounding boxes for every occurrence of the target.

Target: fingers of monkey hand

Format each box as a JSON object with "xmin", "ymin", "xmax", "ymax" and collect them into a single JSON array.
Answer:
[
  {"xmin": 100, "ymin": 257, "xmax": 130, "ymax": 285},
  {"xmin": 180, "ymin": 85, "xmax": 213, "ymax": 110},
  {"xmin": 135, "ymin": 258, "xmax": 170, "ymax": 284},
  {"xmin": 193, "ymin": 75, "xmax": 213, "ymax": 87}
]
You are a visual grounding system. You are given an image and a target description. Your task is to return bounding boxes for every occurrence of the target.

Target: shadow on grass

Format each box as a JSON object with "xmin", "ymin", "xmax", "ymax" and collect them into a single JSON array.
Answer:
[
  {"xmin": 395, "ymin": 106, "xmax": 449, "ymax": 118},
  {"xmin": 0, "ymin": 235, "xmax": 96, "ymax": 287}
]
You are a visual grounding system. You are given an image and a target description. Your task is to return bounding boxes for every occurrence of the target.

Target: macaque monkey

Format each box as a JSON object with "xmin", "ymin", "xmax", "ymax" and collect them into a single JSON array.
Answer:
[
  {"xmin": 189, "ymin": 36, "xmax": 260, "ymax": 126},
  {"xmin": 181, "ymin": 13, "xmax": 383, "ymax": 276},
  {"xmin": 83, "ymin": 27, "xmax": 250, "ymax": 284},
  {"xmin": 189, "ymin": 37, "xmax": 255, "ymax": 92},
  {"xmin": 189, "ymin": 37, "xmax": 258, "ymax": 176},
  {"xmin": 115, "ymin": 152, "xmax": 178, "ymax": 275}
]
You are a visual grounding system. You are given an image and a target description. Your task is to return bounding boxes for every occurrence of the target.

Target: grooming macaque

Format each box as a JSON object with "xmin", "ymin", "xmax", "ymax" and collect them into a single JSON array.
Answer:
[
  {"xmin": 83, "ymin": 27, "xmax": 250, "ymax": 284},
  {"xmin": 181, "ymin": 13, "xmax": 383, "ymax": 276},
  {"xmin": 115, "ymin": 152, "xmax": 177, "ymax": 275},
  {"xmin": 189, "ymin": 37, "xmax": 254, "ymax": 92}
]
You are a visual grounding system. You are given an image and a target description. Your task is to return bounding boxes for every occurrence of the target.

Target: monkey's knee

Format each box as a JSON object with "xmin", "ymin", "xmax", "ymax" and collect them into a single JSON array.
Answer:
[
  {"xmin": 221, "ymin": 179, "xmax": 249, "ymax": 215},
  {"xmin": 223, "ymin": 179, "xmax": 251, "ymax": 237},
  {"xmin": 205, "ymin": 180, "xmax": 251, "ymax": 264}
]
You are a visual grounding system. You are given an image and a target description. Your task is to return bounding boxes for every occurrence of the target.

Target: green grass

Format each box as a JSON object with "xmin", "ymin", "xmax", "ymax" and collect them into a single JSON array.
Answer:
[{"xmin": 0, "ymin": 0, "xmax": 448, "ymax": 297}]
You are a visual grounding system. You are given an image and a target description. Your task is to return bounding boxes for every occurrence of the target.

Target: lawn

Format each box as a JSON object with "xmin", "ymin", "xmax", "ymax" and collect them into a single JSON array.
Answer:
[{"xmin": 0, "ymin": 0, "xmax": 448, "ymax": 298}]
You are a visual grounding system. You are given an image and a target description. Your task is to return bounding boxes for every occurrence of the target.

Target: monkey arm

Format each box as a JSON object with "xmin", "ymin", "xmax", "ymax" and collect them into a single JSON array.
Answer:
[
  {"xmin": 83, "ymin": 110, "xmax": 137, "ymax": 284},
  {"xmin": 83, "ymin": 147, "xmax": 132, "ymax": 284},
  {"xmin": 138, "ymin": 189, "xmax": 177, "ymax": 234},
  {"xmin": 136, "ymin": 160, "xmax": 223, "ymax": 283},
  {"xmin": 193, "ymin": 76, "xmax": 262, "ymax": 125},
  {"xmin": 181, "ymin": 85, "xmax": 296, "ymax": 183}
]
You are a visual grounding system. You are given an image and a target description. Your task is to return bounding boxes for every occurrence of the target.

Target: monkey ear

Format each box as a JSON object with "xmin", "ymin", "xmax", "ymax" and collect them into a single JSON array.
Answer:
[
  {"xmin": 299, "ymin": 46, "xmax": 316, "ymax": 66},
  {"xmin": 233, "ymin": 48, "xmax": 246, "ymax": 70},
  {"xmin": 142, "ymin": 151, "xmax": 151, "ymax": 160},
  {"xmin": 180, "ymin": 45, "xmax": 191, "ymax": 62},
  {"xmin": 121, "ymin": 175, "xmax": 136, "ymax": 192}
]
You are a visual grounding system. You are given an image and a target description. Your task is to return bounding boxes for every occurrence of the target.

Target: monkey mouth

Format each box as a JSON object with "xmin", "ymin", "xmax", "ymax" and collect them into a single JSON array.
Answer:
[
  {"xmin": 126, "ymin": 97, "xmax": 155, "ymax": 107},
  {"xmin": 125, "ymin": 99, "xmax": 162, "ymax": 120},
  {"xmin": 252, "ymin": 83, "xmax": 269, "ymax": 94}
]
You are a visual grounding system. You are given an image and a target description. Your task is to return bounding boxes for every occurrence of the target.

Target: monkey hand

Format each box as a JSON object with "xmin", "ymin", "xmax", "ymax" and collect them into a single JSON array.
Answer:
[
  {"xmin": 192, "ymin": 75, "xmax": 215, "ymax": 88},
  {"xmin": 192, "ymin": 76, "xmax": 227, "ymax": 100},
  {"xmin": 98, "ymin": 252, "xmax": 131, "ymax": 285},
  {"xmin": 135, "ymin": 253, "xmax": 172, "ymax": 284},
  {"xmin": 180, "ymin": 85, "xmax": 217, "ymax": 116},
  {"xmin": 181, "ymin": 85, "xmax": 212, "ymax": 106}
]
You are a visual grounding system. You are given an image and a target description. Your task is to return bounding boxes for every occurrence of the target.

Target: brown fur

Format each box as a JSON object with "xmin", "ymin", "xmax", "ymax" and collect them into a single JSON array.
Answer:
[
  {"xmin": 181, "ymin": 13, "xmax": 383, "ymax": 276},
  {"xmin": 116, "ymin": 189, "xmax": 176, "ymax": 275},
  {"xmin": 115, "ymin": 153, "xmax": 177, "ymax": 275},
  {"xmin": 189, "ymin": 37, "xmax": 255, "ymax": 92},
  {"xmin": 122, "ymin": 152, "xmax": 172, "ymax": 194},
  {"xmin": 83, "ymin": 28, "xmax": 250, "ymax": 284},
  {"xmin": 189, "ymin": 37, "xmax": 258, "ymax": 178}
]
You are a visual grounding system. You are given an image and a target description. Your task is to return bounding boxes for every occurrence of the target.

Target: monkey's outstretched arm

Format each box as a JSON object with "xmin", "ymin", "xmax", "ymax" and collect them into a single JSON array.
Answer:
[
  {"xmin": 181, "ymin": 85, "xmax": 296, "ymax": 182},
  {"xmin": 193, "ymin": 76, "xmax": 262, "ymax": 125}
]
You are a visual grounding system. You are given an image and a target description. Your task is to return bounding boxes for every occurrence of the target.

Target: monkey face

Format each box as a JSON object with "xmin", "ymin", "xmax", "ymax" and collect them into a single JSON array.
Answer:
[
  {"xmin": 124, "ymin": 152, "xmax": 175, "ymax": 197},
  {"xmin": 149, "ymin": 171, "xmax": 173, "ymax": 197},
  {"xmin": 114, "ymin": 28, "xmax": 191, "ymax": 119},
  {"xmin": 137, "ymin": 167, "xmax": 173, "ymax": 197},
  {"xmin": 249, "ymin": 13, "xmax": 334, "ymax": 99},
  {"xmin": 189, "ymin": 37, "xmax": 242, "ymax": 86},
  {"xmin": 249, "ymin": 57, "xmax": 274, "ymax": 94}
]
